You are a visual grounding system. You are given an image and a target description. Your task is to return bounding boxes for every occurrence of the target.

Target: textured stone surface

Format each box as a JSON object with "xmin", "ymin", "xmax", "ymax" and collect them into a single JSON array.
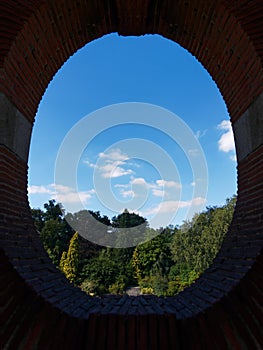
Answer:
[
  {"xmin": 0, "ymin": 93, "xmax": 32, "ymax": 162},
  {"xmin": 233, "ymin": 92, "xmax": 263, "ymax": 161}
]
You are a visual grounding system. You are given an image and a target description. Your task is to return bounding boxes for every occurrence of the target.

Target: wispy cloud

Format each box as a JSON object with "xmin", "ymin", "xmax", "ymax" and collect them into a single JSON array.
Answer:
[
  {"xmin": 28, "ymin": 185, "xmax": 53, "ymax": 195},
  {"xmin": 152, "ymin": 188, "xmax": 164, "ymax": 197},
  {"xmin": 115, "ymin": 177, "xmax": 182, "ymax": 200},
  {"xmin": 217, "ymin": 120, "xmax": 236, "ymax": 160},
  {"xmin": 151, "ymin": 180, "xmax": 181, "ymax": 199},
  {"xmin": 143, "ymin": 197, "xmax": 207, "ymax": 216},
  {"xmin": 120, "ymin": 190, "xmax": 134, "ymax": 198},
  {"xmin": 28, "ymin": 184, "xmax": 95, "ymax": 205},
  {"xmin": 195, "ymin": 129, "xmax": 207, "ymax": 139},
  {"xmin": 155, "ymin": 180, "xmax": 181, "ymax": 189},
  {"xmin": 85, "ymin": 148, "xmax": 135, "ymax": 178},
  {"xmin": 114, "ymin": 177, "xmax": 148, "ymax": 199},
  {"xmin": 114, "ymin": 183, "xmax": 129, "ymax": 189},
  {"xmin": 230, "ymin": 154, "xmax": 237, "ymax": 162}
]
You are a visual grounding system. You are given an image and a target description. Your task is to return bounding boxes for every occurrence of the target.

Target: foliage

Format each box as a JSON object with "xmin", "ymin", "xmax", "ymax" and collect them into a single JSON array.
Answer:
[
  {"xmin": 112, "ymin": 209, "xmax": 147, "ymax": 228},
  {"xmin": 140, "ymin": 274, "xmax": 168, "ymax": 296},
  {"xmin": 132, "ymin": 229, "xmax": 174, "ymax": 281},
  {"xmin": 65, "ymin": 209, "xmax": 111, "ymax": 246},
  {"xmin": 80, "ymin": 279, "xmax": 100, "ymax": 296},
  {"xmin": 112, "ymin": 209, "xmax": 148, "ymax": 247},
  {"xmin": 60, "ymin": 232, "xmax": 79, "ymax": 283},
  {"xmin": 141, "ymin": 287, "xmax": 154, "ymax": 295},
  {"xmin": 32, "ymin": 200, "xmax": 74, "ymax": 266},
  {"xmin": 109, "ymin": 277, "xmax": 126, "ymax": 295},
  {"xmin": 44, "ymin": 199, "xmax": 64, "ymax": 221},
  {"xmin": 59, "ymin": 251, "xmax": 67, "ymax": 271},
  {"xmin": 34, "ymin": 196, "xmax": 236, "ymax": 296},
  {"xmin": 40, "ymin": 219, "xmax": 73, "ymax": 265},
  {"xmin": 171, "ymin": 196, "xmax": 236, "ymax": 273},
  {"xmin": 31, "ymin": 208, "xmax": 45, "ymax": 232},
  {"xmin": 79, "ymin": 250, "xmax": 118, "ymax": 290}
]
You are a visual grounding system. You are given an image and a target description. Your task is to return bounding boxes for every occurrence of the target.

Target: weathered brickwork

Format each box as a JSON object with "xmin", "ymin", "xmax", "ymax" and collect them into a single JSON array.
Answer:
[
  {"xmin": 0, "ymin": 1, "xmax": 263, "ymax": 349},
  {"xmin": 1, "ymin": 0, "xmax": 263, "ymax": 123}
]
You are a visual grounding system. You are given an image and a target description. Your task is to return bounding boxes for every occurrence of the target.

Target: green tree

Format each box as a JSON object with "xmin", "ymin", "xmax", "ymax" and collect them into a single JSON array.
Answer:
[
  {"xmin": 32, "ymin": 200, "xmax": 74, "ymax": 266},
  {"xmin": 59, "ymin": 251, "xmax": 67, "ymax": 271},
  {"xmin": 79, "ymin": 250, "xmax": 118, "ymax": 292},
  {"xmin": 40, "ymin": 219, "xmax": 73, "ymax": 265},
  {"xmin": 65, "ymin": 209, "xmax": 110, "ymax": 246},
  {"xmin": 44, "ymin": 199, "xmax": 64, "ymax": 221},
  {"xmin": 78, "ymin": 210, "xmax": 149, "ymax": 293},
  {"xmin": 112, "ymin": 209, "xmax": 147, "ymax": 228},
  {"xmin": 170, "ymin": 195, "xmax": 236, "ymax": 293},
  {"xmin": 112, "ymin": 209, "xmax": 148, "ymax": 247},
  {"xmin": 31, "ymin": 208, "xmax": 45, "ymax": 232},
  {"xmin": 60, "ymin": 232, "xmax": 79, "ymax": 283},
  {"xmin": 132, "ymin": 229, "xmax": 174, "ymax": 281}
]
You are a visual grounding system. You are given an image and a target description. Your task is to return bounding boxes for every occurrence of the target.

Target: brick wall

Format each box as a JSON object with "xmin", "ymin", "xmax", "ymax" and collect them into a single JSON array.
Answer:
[
  {"xmin": 1, "ymin": 0, "xmax": 263, "ymax": 123},
  {"xmin": 0, "ymin": 1, "xmax": 263, "ymax": 348}
]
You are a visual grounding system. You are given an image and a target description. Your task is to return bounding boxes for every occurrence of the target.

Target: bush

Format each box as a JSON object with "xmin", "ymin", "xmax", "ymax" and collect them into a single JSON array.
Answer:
[
  {"xmin": 166, "ymin": 279, "xmax": 184, "ymax": 296},
  {"xmin": 80, "ymin": 279, "xmax": 98, "ymax": 296},
  {"xmin": 141, "ymin": 287, "xmax": 154, "ymax": 295},
  {"xmin": 138, "ymin": 275, "xmax": 169, "ymax": 296},
  {"xmin": 109, "ymin": 280, "xmax": 125, "ymax": 295},
  {"xmin": 151, "ymin": 275, "xmax": 168, "ymax": 296}
]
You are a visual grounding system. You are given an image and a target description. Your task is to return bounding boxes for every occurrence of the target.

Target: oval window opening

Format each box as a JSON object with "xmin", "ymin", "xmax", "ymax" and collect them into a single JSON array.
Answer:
[{"xmin": 29, "ymin": 33, "xmax": 237, "ymax": 297}]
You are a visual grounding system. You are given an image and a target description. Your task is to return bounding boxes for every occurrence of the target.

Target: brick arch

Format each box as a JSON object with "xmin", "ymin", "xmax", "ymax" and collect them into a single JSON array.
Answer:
[{"xmin": 0, "ymin": 1, "xmax": 263, "ymax": 349}]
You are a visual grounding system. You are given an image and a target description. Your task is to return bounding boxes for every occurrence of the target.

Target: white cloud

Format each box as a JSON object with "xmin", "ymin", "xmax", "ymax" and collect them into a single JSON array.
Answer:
[
  {"xmin": 156, "ymin": 179, "xmax": 181, "ymax": 189},
  {"xmin": 86, "ymin": 148, "xmax": 135, "ymax": 179},
  {"xmin": 230, "ymin": 154, "xmax": 237, "ymax": 162},
  {"xmin": 119, "ymin": 189, "xmax": 134, "ymax": 198},
  {"xmin": 28, "ymin": 184, "xmax": 94, "ymax": 205},
  {"xmin": 217, "ymin": 120, "xmax": 235, "ymax": 153},
  {"xmin": 144, "ymin": 197, "xmax": 207, "ymax": 216},
  {"xmin": 152, "ymin": 189, "xmax": 164, "ymax": 197},
  {"xmin": 99, "ymin": 149, "xmax": 128, "ymax": 161},
  {"xmin": 114, "ymin": 183, "xmax": 129, "ymax": 189},
  {"xmin": 151, "ymin": 179, "xmax": 181, "ymax": 198},
  {"xmin": 115, "ymin": 177, "xmax": 148, "ymax": 190},
  {"xmin": 116, "ymin": 177, "xmax": 148, "ymax": 199},
  {"xmin": 115, "ymin": 177, "xmax": 181, "ymax": 200},
  {"xmin": 28, "ymin": 185, "xmax": 53, "ymax": 195},
  {"xmin": 191, "ymin": 197, "xmax": 207, "ymax": 206},
  {"xmin": 143, "ymin": 201, "xmax": 180, "ymax": 215},
  {"xmin": 131, "ymin": 177, "xmax": 148, "ymax": 186},
  {"xmin": 83, "ymin": 160, "xmax": 96, "ymax": 168},
  {"xmin": 54, "ymin": 184, "xmax": 94, "ymax": 204},
  {"xmin": 102, "ymin": 163, "xmax": 133, "ymax": 178}
]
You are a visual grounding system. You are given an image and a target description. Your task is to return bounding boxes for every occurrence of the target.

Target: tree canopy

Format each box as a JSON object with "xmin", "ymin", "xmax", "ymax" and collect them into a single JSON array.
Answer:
[{"xmin": 32, "ymin": 196, "xmax": 236, "ymax": 296}]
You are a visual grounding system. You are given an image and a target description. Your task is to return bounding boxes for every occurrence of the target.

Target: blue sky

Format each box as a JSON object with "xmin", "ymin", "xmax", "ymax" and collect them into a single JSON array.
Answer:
[{"xmin": 28, "ymin": 33, "xmax": 237, "ymax": 228}]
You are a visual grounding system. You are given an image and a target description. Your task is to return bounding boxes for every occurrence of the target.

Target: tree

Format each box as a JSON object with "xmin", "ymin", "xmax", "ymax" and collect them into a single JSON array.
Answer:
[
  {"xmin": 60, "ymin": 232, "xmax": 79, "ymax": 283},
  {"xmin": 112, "ymin": 209, "xmax": 147, "ymax": 228},
  {"xmin": 79, "ymin": 250, "xmax": 118, "ymax": 292},
  {"xmin": 170, "ymin": 195, "xmax": 236, "ymax": 293},
  {"xmin": 59, "ymin": 251, "xmax": 67, "ymax": 271},
  {"xmin": 112, "ymin": 209, "xmax": 148, "ymax": 247},
  {"xmin": 65, "ymin": 209, "xmax": 110, "ymax": 246},
  {"xmin": 40, "ymin": 219, "xmax": 73, "ymax": 266},
  {"xmin": 44, "ymin": 199, "xmax": 64, "ymax": 221},
  {"xmin": 32, "ymin": 200, "xmax": 74, "ymax": 266},
  {"xmin": 132, "ymin": 229, "xmax": 173, "ymax": 282},
  {"xmin": 31, "ymin": 208, "xmax": 45, "ymax": 232}
]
